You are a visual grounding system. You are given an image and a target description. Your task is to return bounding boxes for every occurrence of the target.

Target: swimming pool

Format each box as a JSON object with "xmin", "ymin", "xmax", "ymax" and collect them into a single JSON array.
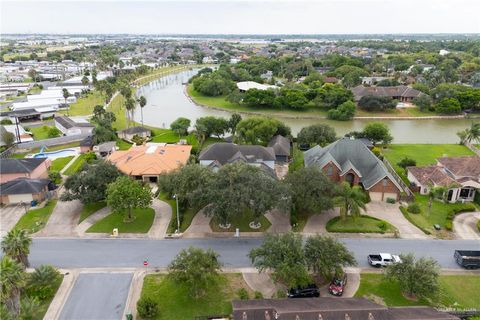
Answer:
[{"xmin": 32, "ymin": 149, "xmax": 78, "ymax": 160}]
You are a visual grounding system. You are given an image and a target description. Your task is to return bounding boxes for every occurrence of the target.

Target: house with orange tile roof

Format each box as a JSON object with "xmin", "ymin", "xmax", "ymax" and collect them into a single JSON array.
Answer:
[{"xmin": 106, "ymin": 143, "xmax": 192, "ymax": 183}]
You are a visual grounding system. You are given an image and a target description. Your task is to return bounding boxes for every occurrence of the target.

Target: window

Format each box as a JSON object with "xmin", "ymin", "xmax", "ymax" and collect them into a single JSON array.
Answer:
[
  {"xmin": 383, "ymin": 178, "xmax": 388, "ymax": 187},
  {"xmin": 326, "ymin": 166, "xmax": 333, "ymax": 176}
]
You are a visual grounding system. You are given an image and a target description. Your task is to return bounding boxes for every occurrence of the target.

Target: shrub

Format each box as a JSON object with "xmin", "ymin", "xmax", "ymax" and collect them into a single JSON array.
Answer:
[
  {"xmin": 137, "ymin": 297, "xmax": 159, "ymax": 319},
  {"xmin": 371, "ymin": 147, "xmax": 381, "ymax": 157},
  {"xmin": 377, "ymin": 221, "xmax": 387, "ymax": 232},
  {"xmin": 48, "ymin": 171, "xmax": 62, "ymax": 184},
  {"xmin": 445, "ymin": 220, "xmax": 453, "ymax": 231},
  {"xmin": 26, "ymin": 265, "xmax": 60, "ymax": 300},
  {"xmin": 276, "ymin": 289, "xmax": 287, "ymax": 298},
  {"xmin": 47, "ymin": 127, "xmax": 62, "ymax": 138},
  {"xmin": 386, "ymin": 198, "xmax": 396, "ymax": 204},
  {"xmin": 407, "ymin": 203, "xmax": 421, "ymax": 214},
  {"xmin": 397, "ymin": 157, "xmax": 416, "ymax": 170},
  {"xmin": 84, "ymin": 151, "xmax": 97, "ymax": 164},
  {"xmin": 237, "ymin": 288, "xmax": 249, "ymax": 300},
  {"xmin": 131, "ymin": 134, "xmax": 147, "ymax": 145},
  {"xmin": 254, "ymin": 291, "xmax": 264, "ymax": 299}
]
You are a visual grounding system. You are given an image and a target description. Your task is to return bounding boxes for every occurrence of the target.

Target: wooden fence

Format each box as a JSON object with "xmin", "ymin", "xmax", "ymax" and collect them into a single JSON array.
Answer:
[{"xmin": 382, "ymin": 157, "xmax": 414, "ymax": 199}]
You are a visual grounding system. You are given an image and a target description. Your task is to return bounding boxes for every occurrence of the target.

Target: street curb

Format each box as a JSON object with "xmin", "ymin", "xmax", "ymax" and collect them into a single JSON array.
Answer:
[{"xmin": 43, "ymin": 269, "xmax": 79, "ymax": 320}]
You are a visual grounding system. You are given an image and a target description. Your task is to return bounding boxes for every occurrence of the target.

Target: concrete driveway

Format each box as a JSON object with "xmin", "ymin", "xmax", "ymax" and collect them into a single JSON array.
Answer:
[
  {"xmin": 303, "ymin": 209, "xmax": 338, "ymax": 234},
  {"xmin": 0, "ymin": 205, "xmax": 26, "ymax": 237},
  {"xmin": 35, "ymin": 198, "xmax": 82, "ymax": 237},
  {"xmin": 366, "ymin": 202, "xmax": 428, "ymax": 239},
  {"xmin": 148, "ymin": 199, "xmax": 172, "ymax": 239},
  {"xmin": 453, "ymin": 212, "xmax": 480, "ymax": 240}
]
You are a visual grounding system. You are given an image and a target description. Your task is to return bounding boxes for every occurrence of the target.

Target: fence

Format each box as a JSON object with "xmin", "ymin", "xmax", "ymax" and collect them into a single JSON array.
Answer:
[
  {"xmin": 382, "ymin": 157, "xmax": 414, "ymax": 198},
  {"xmin": 465, "ymin": 141, "xmax": 480, "ymax": 156},
  {"xmin": 15, "ymin": 133, "xmax": 90, "ymax": 151},
  {"xmin": 0, "ymin": 145, "xmax": 18, "ymax": 159}
]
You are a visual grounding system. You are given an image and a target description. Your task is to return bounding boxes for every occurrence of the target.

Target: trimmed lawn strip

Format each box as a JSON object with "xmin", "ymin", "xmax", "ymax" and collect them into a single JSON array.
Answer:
[
  {"xmin": 292, "ymin": 210, "xmax": 312, "ymax": 232},
  {"xmin": 326, "ymin": 215, "xmax": 395, "ymax": 233},
  {"xmin": 116, "ymin": 139, "xmax": 132, "ymax": 150},
  {"xmin": 14, "ymin": 200, "xmax": 57, "ymax": 233},
  {"xmin": 28, "ymin": 126, "xmax": 55, "ymax": 140},
  {"xmin": 86, "ymin": 208, "xmax": 155, "ymax": 233},
  {"xmin": 49, "ymin": 156, "xmax": 74, "ymax": 172},
  {"xmin": 289, "ymin": 145, "xmax": 304, "ymax": 172},
  {"xmin": 355, "ymin": 273, "xmax": 480, "ymax": 308},
  {"xmin": 139, "ymin": 273, "xmax": 253, "ymax": 320},
  {"xmin": 63, "ymin": 154, "xmax": 86, "ymax": 176},
  {"xmin": 61, "ymin": 90, "xmax": 104, "ymax": 116},
  {"xmin": 78, "ymin": 201, "xmax": 107, "ymax": 223},
  {"xmin": 29, "ymin": 273, "xmax": 64, "ymax": 320},
  {"xmin": 209, "ymin": 210, "xmax": 271, "ymax": 232},
  {"xmin": 159, "ymin": 193, "xmax": 197, "ymax": 233}
]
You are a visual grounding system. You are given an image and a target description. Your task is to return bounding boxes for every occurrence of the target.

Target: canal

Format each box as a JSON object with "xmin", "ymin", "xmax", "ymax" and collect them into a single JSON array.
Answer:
[{"xmin": 134, "ymin": 69, "xmax": 472, "ymax": 143}]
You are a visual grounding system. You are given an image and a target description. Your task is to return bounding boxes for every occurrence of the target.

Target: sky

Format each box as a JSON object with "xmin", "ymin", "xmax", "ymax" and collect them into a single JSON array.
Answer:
[{"xmin": 1, "ymin": 0, "xmax": 480, "ymax": 35}]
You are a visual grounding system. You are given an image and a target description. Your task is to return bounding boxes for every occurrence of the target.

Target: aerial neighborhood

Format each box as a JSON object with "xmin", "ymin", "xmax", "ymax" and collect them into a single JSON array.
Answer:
[{"xmin": 0, "ymin": 5, "xmax": 480, "ymax": 320}]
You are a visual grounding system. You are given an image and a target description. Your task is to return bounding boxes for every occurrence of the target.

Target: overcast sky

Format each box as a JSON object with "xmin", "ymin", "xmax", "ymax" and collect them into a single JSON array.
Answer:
[{"xmin": 1, "ymin": 0, "xmax": 479, "ymax": 35}]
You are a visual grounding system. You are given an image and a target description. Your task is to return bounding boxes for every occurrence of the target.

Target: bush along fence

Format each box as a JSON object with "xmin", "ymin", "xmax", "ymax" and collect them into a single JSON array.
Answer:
[{"xmin": 382, "ymin": 157, "xmax": 414, "ymax": 199}]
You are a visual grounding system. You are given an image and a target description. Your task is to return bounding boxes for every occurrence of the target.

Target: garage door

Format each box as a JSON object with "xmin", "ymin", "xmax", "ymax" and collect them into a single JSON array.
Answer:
[
  {"xmin": 369, "ymin": 192, "xmax": 383, "ymax": 202},
  {"xmin": 383, "ymin": 193, "xmax": 398, "ymax": 202},
  {"xmin": 8, "ymin": 194, "xmax": 33, "ymax": 204}
]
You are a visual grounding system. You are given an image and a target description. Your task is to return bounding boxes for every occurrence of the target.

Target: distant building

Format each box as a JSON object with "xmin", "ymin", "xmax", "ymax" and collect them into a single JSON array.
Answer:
[
  {"xmin": 0, "ymin": 178, "xmax": 53, "ymax": 205},
  {"xmin": 54, "ymin": 116, "xmax": 94, "ymax": 136},
  {"xmin": 267, "ymin": 135, "xmax": 291, "ymax": 162},
  {"xmin": 93, "ymin": 141, "xmax": 117, "ymax": 157},
  {"xmin": 0, "ymin": 158, "xmax": 51, "ymax": 183},
  {"xmin": 0, "ymin": 124, "xmax": 34, "ymax": 145},
  {"xmin": 236, "ymin": 81, "xmax": 278, "ymax": 92},
  {"xmin": 351, "ymin": 85, "xmax": 425, "ymax": 103},
  {"xmin": 361, "ymin": 76, "xmax": 393, "ymax": 85},
  {"xmin": 117, "ymin": 126, "xmax": 151, "ymax": 142}
]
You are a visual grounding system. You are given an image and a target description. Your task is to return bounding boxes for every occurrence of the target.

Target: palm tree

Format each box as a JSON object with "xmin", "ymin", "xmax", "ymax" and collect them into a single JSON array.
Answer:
[
  {"xmin": 336, "ymin": 182, "xmax": 367, "ymax": 221},
  {"xmin": 1, "ymin": 229, "xmax": 32, "ymax": 269},
  {"xmin": 138, "ymin": 96, "xmax": 147, "ymax": 127},
  {"xmin": 124, "ymin": 97, "xmax": 136, "ymax": 128},
  {"xmin": 62, "ymin": 88, "xmax": 70, "ymax": 116},
  {"xmin": 466, "ymin": 122, "xmax": 480, "ymax": 144},
  {"xmin": 0, "ymin": 256, "xmax": 26, "ymax": 316}
]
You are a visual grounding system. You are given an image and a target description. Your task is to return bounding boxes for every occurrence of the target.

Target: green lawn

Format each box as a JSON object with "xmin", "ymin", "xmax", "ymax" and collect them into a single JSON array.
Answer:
[
  {"xmin": 49, "ymin": 156, "xmax": 74, "ymax": 172},
  {"xmin": 78, "ymin": 201, "xmax": 107, "ymax": 223},
  {"xmin": 86, "ymin": 208, "xmax": 155, "ymax": 233},
  {"xmin": 289, "ymin": 146, "xmax": 304, "ymax": 172},
  {"xmin": 382, "ymin": 144, "xmax": 475, "ymax": 183},
  {"xmin": 14, "ymin": 200, "xmax": 57, "ymax": 233},
  {"xmin": 355, "ymin": 273, "xmax": 480, "ymax": 308},
  {"xmin": 116, "ymin": 139, "xmax": 132, "ymax": 150},
  {"xmin": 400, "ymin": 195, "xmax": 476, "ymax": 235},
  {"xmin": 209, "ymin": 210, "xmax": 272, "ymax": 232},
  {"xmin": 326, "ymin": 215, "xmax": 396, "ymax": 233},
  {"xmin": 62, "ymin": 90, "xmax": 104, "ymax": 116},
  {"xmin": 25, "ymin": 273, "xmax": 63, "ymax": 320},
  {"xmin": 28, "ymin": 126, "xmax": 55, "ymax": 140},
  {"xmin": 139, "ymin": 273, "xmax": 253, "ymax": 320},
  {"xmin": 63, "ymin": 154, "xmax": 86, "ymax": 176},
  {"xmin": 159, "ymin": 193, "xmax": 198, "ymax": 234}
]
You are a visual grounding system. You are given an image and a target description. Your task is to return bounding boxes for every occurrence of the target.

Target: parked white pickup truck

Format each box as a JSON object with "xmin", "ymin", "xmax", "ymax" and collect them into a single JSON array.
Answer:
[{"xmin": 368, "ymin": 253, "xmax": 401, "ymax": 267}]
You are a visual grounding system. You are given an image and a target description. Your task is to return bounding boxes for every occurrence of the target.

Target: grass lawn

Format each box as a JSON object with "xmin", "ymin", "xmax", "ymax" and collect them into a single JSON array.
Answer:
[
  {"xmin": 139, "ymin": 273, "xmax": 253, "ymax": 320},
  {"xmin": 14, "ymin": 200, "xmax": 57, "ymax": 233},
  {"xmin": 62, "ymin": 90, "xmax": 104, "ymax": 116},
  {"xmin": 382, "ymin": 144, "xmax": 474, "ymax": 183},
  {"xmin": 28, "ymin": 126, "xmax": 55, "ymax": 140},
  {"xmin": 355, "ymin": 273, "xmax": 480, "ymax": 308},
  {"xmin": 27, "ymin": 273, "xmax": 63, "ymax": 320},
  {"xmin": 292, "ymin": 210, "xmax": 311, "ymax": 232},
  {"xmin": 400, "ymin": 195, "xmax": 476, "ymax": 235},
  {"xmin": 63, "ymin": 154, "xmax": 87, "ymax": 176},
  {"xmin": 289, "ymin": 146, "xmax": 304, "ymax": 172},
  {"xmin": 78, "ymin": 201, "xmax": 107, "ymax": 223},
  {"xmin": 49, "ymin": 156, "xmax": 74, "ymax": 172},
  {"xmin": 326, "ymin": 215, "xmax": 396, "ymax": 233},
  {"xmin": 86, "ymin": 208, "xmax": 155, "ymax": 233},
  {"xmin": 159, "ymin": 193, "xmax": 198, "ymax": 234},
  {"xmin": 209, "ymin": 210, "xmax": 271, "ymax": 232},
  {"xmin": 116, "ymin": 139, "xmax": 132, "ymax": 150}
]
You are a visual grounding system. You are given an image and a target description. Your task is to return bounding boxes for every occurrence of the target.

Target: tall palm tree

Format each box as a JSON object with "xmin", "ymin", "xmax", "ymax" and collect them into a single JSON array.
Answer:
[
  {"xmin": 0, "ymin": 256, "xmax": 26, "ymax": 316},
  {"xmin": 335, "ymin": 182, "xmax": 367, "ymax": 221},
  {"xmin": 1, "ymin": 229, "xmax": 32, "ymax": 269},
  {"xmin": 466, "ymin": 122, "xmax": 480, "ymax": 144},
  {"xmin": 124, "ymin": 97, "xmax": 136, "ymax": 128},
  {"xmin": 138, "ymin": 96, "xmax": 147, "ymax": 127},
  {"xmin": 62, "ymin": 88, "xmax": 70, "ymax": 116}
]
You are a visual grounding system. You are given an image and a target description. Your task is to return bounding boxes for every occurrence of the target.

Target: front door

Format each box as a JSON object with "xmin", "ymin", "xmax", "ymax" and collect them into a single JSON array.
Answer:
[{"xmin": 447, "ymin": 189, "xmax": 454, "ymax": 202}]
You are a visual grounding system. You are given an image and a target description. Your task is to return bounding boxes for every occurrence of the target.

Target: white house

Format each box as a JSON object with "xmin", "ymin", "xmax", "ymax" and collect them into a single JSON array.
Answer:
[
  {"xmin": 236, "ymin": 81, "xmax": 278, "ymax": 92},
  {"xmin": 54, "ymin": 116, "xmax": 94, "ymax": 136}
]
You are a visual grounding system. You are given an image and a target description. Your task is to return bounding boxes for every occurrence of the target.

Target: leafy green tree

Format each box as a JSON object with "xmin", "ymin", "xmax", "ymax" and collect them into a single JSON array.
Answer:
[
  {"xmin": 194, "ymin": 116, "xmax": 229, "ymax": 144},
  {"xmin": 243, "ymin": 89, "xmax": 276, "ymax": 107},
  {"xmin": 457, "ymin": 122, "xmax": 480, "ymax": 145},
  {"xmin": 26, "ymin": 265, "xmax": 59, "ymax": 300},
  {"xmin": 47, "ymin": 127, "xmax": 61, "ymax": 138},
  {"xmin": 0, "ymin": 256, "xmax": 26, "ymax": 316},
  {"xmin": 228, "ymin": 113, "xmax": 242, "ymax": 135},
  {"xmin": 81, "ymin": 75, "xmax": 89, "ymax": 90},
  {"xmin": 304, "ymin": 235, "xmax": 356, "ymax": 279},
  {"xmin": 136, "ymin": 297, "xmax": 158, "ymax": 319},
  {"xmin": 61, "ymin": 161, "xmax": 121, "ymax": 204},
  {"xmin": 313, "ymin": 83, "xmax": 354, "ymax": 110},
  {"xmin": 358, "ymin": 95, "xmax": 397, "ymax": 112},
  {"xmin": 1, "ymin": 229, "xmax": 32, "ymax": 269},
  {"xmin": 385, "ymin": 253, "xmax": 440, "ymax": 300},
  {"xmin": 335, "ymin": 182, "xmax": 368, "ymax": 221},
  {"xmin": 413, "ymin": 95, "xmax": 433, "ymax": 111},
  {"xmin": 235, "ymin": 116, "xmax": 290, "ymax": 145},
  {"xmin": 362, "ymin": 122, "xmax": 393, "ymax": 145},
  {"xmin": 249, "ymin": 233, "xmax": 311, "ymax": 288},
  {"xmin": 19, "ymin": 296, "xmax": 39, "ymax": 320},
  {"xmin": 168, "ymin": 247, "xmax": 222, "ymax": 298},
  {"xmin": 124, "ymin": 97, "xmax": 136, "ymax": 128},
  {"xmin": 435, "ymin": 98, "xmax": 462, "ymax": 115},
  {"xmin": 327, "ymin": 100, "xmax": 356, "ymax": 121},
  {"xmin": 106, "ymin": 176, "xmax": 152, "ymax": 221},
  {"xmin": 92, "ymin": 125, "xmax": 117, "ymax": 144},
  {"xmin": 1, "ymin": 131, "xmax": 15, "ymax": 148},
  {"xmin": 170, "ymin": 117, "xmax": 191, "ymax": 136},
  {"xmin": 284, "ymin": 166, "xmax": 337, "ymax": 214},
  {"xmin": 62, "ymin": 89, "xmax": 70, "ymax": 115},
  {"xmin": 297, "ymin": 124, "xmax": 337, "ymax": 147},
  {"xmin": 397, "ymin": 157, "xmax": 417, "ymax": 170}
]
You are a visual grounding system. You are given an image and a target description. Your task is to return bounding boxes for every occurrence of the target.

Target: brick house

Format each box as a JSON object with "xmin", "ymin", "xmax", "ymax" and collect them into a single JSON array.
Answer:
[
  {"xmin": 304, "ymin": 138, "xmax": 403, "ymax": 202},
  {"xmin": 0, "ymin": 158, "xmax": 51, "ymax": 184},
  {"xmin": 0, "ymin": 177, "xmax": 52, "ymax": 205}
]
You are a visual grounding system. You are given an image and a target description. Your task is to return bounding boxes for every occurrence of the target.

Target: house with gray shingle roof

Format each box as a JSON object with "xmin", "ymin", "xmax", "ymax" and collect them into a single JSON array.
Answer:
[
  {"xmin": 268, "ymin": 135, "xmax": 291, "ymax": 162},
  {"xmin": 304, "ymin": 138, "xmax": 402, "ymax": 202},
  {"xmin": 0, "ymin": 158, "xmax": 51, "ymax": 183},
  {"xmin": 0, "ymin": 177, "xmax": 52, "ymax": 205},
  {"xmin": 351, "ymin": 85, "xmax": 425, "ymax": 103}
]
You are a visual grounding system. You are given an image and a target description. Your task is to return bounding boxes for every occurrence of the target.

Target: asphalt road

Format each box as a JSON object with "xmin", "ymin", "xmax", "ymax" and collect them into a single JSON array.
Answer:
[
  {"xmin": 59, "ymin": 273, "xmax": 133, "ymax": 320},
  {"xmin": 30, "ymin": 238, "xmax": 480, "ymax": 269}
]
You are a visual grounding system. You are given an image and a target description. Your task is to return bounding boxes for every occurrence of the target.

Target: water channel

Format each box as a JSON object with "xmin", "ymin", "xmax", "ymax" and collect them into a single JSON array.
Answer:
[{"xmin": 134, "ymin": 69, "xmax": 472, "ymax": 143}]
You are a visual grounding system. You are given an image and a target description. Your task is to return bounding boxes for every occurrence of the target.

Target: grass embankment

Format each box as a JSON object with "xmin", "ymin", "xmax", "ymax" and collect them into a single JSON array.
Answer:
[
  {"xmin": 355, "ymin": 273, "xmax": 480, "ymax": 308},
  {"xmin": 210, "ymin": 210, "xmax": 271, "ymax": 232},
  {"xmin": 326, "ymin": 215, "xmax": 396, "ymax": 233},
  {"xmin": 86, "ymin": 208, "xmax": 155, "ymax": 233},
  {"xmin": 63, "ymin": 154, "xmax": 87, "ymax": 175},
  {"xmin": 14, "ymin": 200, "xmax": 57, "ymax": 233},
  {"xmin": 49, "ymin": 156, "xmax": 74, "ymax": 172},
  {"xmin": 63, "ymin": 90, "xmax": 105, "ymax": 116},
  {"xmin": 139, "ymin": 273, "xmax": 253, "ymax": 320},
  {"xmin": 78, "ymin": 201, "xmax": 107, "ymax": 223},
  {"xmin": 159, "ymin": 193, "xmax": 198, "ymax": 234}
]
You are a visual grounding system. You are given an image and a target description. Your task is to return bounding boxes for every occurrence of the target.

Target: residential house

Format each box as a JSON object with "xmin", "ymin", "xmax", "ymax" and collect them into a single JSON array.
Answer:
[
  {"xmin": 236, "ymin": 81, "xmax": 278, "ymax": 92},
  {"xmin": 79, "ymin": 135, "xmax": 94, "ymax": 153},
  {"xmin": 407, "ymin": 156, "xmax": 480, "ymax": 203},
  {"xmin": 267, "ymin": 135, "xmax": 291, "ymax": 162},
  {"xmin": 54, "ymin": 116, "xmax": 94, "ymax": 136},
  {"xmin": 198, "ymin": 143, "xmax": 276, "ymax": 177},
  {"xmin": 0, "ymin": 178, "xmax": 52, "ymax": 205},
  {"xmin": 0, "ymin": 158, "xmax": 51, "ymax": 183},
  {"xmin": 351, "ymin": 85, "xmax": 425, "ymax": 103},
  {"xmin": 93, "ymin": 141, "xmax": 117, "ymax": 157},
  {"xmin": 232, "ymin": 297, "xmax": 459, "ymax": 320},
  {"xmin": 304, "ymin": 138, "xmax": 403, "ymax": 202},
  {"xmin": 361, "ymin": 76, "xmax": 393, "ymax": 85},
  {"xmin": 0, "ymin": 124, "xmax": 34, "ymax": 145},
  {"xmin": 117, "ymin": 126, "xmax": 151, "ymax": 142},
  {"xmin": 107, "ymin": 143, "xmax": 191, "ymax": 183}
]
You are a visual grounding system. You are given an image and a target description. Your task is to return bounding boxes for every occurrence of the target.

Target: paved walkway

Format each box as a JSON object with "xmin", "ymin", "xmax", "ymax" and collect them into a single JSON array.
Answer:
[
  {"xmin": 0, "ymin": 204, "xmax": 25, "ymax": 237},
  {"xmin": 303, "ymin": 209, "xmax": 338, "ymax": 234},
  {"xmin": 76, "ymin": 206, "xmax": 111, "ymax": 236},
  {"xmin": 183, "ymin": 209, "xmax": 212, "ymax": 238},
  {"xmin": 148, "ymin": 199, "xmax": 172, "ymax": 239},
  {"xmin": 242, "ymin": 272, "xmax": 284, "ymax": 298},
  {"xmin": 60, "ymin": 154, "xmax": 80, "ymax": 175},
  {"xmin": 366, "ymin": 202, "xmax": 429, "ymax": 239},
  {"xmin": 453, "ymin": 212, "xmax": 480, "ymax": 240}
]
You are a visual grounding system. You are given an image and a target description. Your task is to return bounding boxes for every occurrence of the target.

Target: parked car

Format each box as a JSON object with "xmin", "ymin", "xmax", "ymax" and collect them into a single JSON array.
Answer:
[
  {"xmin": 454, "ymin": 250, "xmax": 480, "ymax": 269},
  {"xmin": 328, "ymin": 274, "xmax": 347, "ymax": 296},
  {"xmin": 368, "ymin": 253, "xmax": 401, "ymax": 267},
  {"xmin": 287, "ymin": 284, "xmax": 320, "ymax": 298}
]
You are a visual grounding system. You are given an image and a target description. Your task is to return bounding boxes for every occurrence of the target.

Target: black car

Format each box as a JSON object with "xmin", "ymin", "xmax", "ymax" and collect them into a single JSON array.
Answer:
[{"xmin": 287, "ymin": 284, "xmax": 320, "ymax": 298}]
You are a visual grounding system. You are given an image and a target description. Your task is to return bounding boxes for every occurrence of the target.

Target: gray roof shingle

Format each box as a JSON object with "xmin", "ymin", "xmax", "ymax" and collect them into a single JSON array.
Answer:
[
  {"xmin": 55, "ymin": 116, "xmax": 94, "ymax": 129},
  {"xmin": 268, "ymin": 135, "xmax": 291, "ymax": 157},
  {"xmin": 199, "ymin": 143, "xmax": 276, "ymax": 165},
  {"xmin": 0, "ymin": 158, "xmax": 47, "ymax": 174},
  {"xmin": 0, "ymin": 177, "xmax": 50, "ymax": 195}
]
